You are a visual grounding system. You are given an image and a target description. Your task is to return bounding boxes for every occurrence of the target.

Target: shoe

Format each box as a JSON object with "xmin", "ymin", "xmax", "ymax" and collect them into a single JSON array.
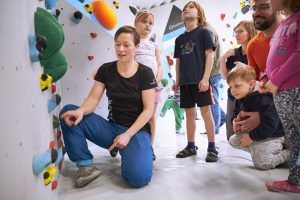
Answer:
[
  {"xmin": 152, "ymin": 147, "xmax": 156, "ymax": 161},
  {"xmin": 110, "ymin": 147, "xmax": 119, "ymax": 157},
  {"xmin": 75, "ymin": 165, "xmax": 101, "ymax": 188},
  {"xmin": 205, "ymin": 148, "xmax": 219, "ymax": 162},
  {"xmin": 265, "ymin": 180, "xmax": 300, "ymax": 193},
  {"xmin": 200, "ymin": 132, "xmax": 207, "ymax": 134},
  {"xmin": 176, "ymin": 130, "xmax": 185, "ymax": 135},
  {"xmin": 176, "ymin": 146, "xmax": 198, "ymax": 158}
]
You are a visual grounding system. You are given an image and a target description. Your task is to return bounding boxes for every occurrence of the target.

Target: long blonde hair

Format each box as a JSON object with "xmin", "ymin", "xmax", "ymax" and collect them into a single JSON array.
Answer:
[{"xmin": 134, "ymin": 10, "xmax": 154, "ymax": 25}]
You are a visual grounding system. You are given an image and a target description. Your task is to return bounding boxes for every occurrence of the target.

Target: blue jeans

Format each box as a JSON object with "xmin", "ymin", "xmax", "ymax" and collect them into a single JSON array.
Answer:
[
  {"xmin": 210, "ymin": 74, "xmax": 226, "ymax": 134},
  {"xmin": 59, "ymin": 104, "xmax": 152, "ymax": 188}
]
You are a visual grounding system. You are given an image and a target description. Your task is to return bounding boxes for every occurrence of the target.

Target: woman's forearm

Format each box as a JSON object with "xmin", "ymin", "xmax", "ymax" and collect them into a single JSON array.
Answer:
[{"xmin": 124, "ymin": 108, "xmax": 153, "ymax": 137}]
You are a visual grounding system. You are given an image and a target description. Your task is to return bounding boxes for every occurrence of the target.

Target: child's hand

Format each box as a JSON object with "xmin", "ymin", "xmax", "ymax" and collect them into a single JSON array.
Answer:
[
  {"xmin": 233, "ymin": 118, "xmax": 242, "ymax": 134},
  {"xmin": 265, "ymin": 80, "xmax": 278, "ymax": 95},
  {"xmin": 172, "ymin": 82, "xmax": 179, "ymax": 92},
  {"xmin": 259, "ymin": 76, "xmax": 268, "ymax": 93},
  {"xmin": 198, "ymin": 78, "xmax": 209, "ymax": 92},
  {"xmin": 239, "ymin": 134, "xmax": 253, "ymax": 147}
]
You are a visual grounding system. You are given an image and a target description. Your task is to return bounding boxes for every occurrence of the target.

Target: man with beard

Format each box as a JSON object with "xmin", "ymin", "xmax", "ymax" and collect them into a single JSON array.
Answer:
[
  {"xmin": 247, "ymin": 0, "xmax": 283, "ymax": 80},
  {"xmin": 233, "ymin": 0, "xmax": 283, "ymax": 139}
]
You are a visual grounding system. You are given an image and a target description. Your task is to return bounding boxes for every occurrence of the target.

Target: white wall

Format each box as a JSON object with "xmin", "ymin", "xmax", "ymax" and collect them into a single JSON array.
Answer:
[
  {"xmin": 0, "ymin": 1, "xmax": 253, "ymax": 199},
  {"xmin": 58, "ymin": 0, "xmax": 119, "ymax": 117},
  {"xmin": 58, "ymin": 0, "xmax": 253, "ymax": 117},
  {"xmin": 0, "ymin": 1, "xmax": 61, "ymax": 200},
  {"xmin": 151, "ymin": 0, "xmax": 253, "ymax": 53}
]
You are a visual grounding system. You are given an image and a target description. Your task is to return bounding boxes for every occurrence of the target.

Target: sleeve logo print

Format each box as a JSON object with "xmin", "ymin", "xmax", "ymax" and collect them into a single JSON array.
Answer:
[{"xmin": 150, "ymin": 79, "xmax": 157, "ymax": 85}]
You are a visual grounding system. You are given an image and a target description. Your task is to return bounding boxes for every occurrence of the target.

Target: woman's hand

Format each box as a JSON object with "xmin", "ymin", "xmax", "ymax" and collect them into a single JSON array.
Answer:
[
  {"xmin": 108, "ymin": 133, "xmax": 132, "ymax": 151},
  {"xmin": 60, "ymin": 109, "xmax": 84, "ymax": 126},
  {"xmin": 236, "ymin": 111, "xmax": 260, "ymax": 132}
]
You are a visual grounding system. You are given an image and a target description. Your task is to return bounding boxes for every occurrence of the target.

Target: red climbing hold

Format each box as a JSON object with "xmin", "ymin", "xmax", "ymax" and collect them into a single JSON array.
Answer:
[
  {"xmin": 52, "ymin": 180, "xmax": 58, "ymax": 190},
  {"xmin": 49, "ymin": 141, "xmax": 55, "ymax": 149},
  {"xmin": 51, "ymin": 83, "xmax": 56, "ymax": 94},
  {"xmin": 90, "ymin": 32, "xmax": 97, "ymax": 38}
]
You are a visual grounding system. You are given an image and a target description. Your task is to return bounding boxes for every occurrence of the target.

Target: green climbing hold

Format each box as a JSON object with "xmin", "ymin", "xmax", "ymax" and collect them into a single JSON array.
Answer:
[
  {"xmin": 53, "ymin": 115, "xmax": 59, "ymax": 129},
  {"xmin": 41, "ymin": 52, "xmax": 67, "ymax": 82},
  {"xmin": 34, "ymin": 7, "xmax": 64, "ymax": 60}
]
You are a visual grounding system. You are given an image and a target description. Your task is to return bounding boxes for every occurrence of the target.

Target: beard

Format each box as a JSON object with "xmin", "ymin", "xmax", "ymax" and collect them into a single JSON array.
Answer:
[{"xmin": 253, "ymin": 13, "xmax": 277, "ymax": 31}]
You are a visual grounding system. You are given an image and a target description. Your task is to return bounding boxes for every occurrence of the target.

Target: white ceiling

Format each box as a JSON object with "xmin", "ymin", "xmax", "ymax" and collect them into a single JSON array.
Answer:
[{"xmin": 125, "ymin": 0, "xmax": 181, "ymax": 10}]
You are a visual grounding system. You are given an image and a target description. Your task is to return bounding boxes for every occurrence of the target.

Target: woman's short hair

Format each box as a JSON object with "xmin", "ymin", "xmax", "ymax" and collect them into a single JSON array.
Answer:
[
  {"xmin": 234, "ymin": 20, "xmax": 257, "ymax": 41},
  {"xmin": 114, "ymin": 26, "xmax": 140, "ymax": 46}
]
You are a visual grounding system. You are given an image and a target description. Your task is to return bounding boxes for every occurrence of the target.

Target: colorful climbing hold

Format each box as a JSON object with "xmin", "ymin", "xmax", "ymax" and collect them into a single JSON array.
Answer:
[
  {"xmin": 220, "ymin": 13, "xmax": 225, "ymax": 21},
  {"xmin": 92, "ymin": 0, "xmax": 118, "ymax": 30},
  {"xmin": 40, "ymin": 73, "xmax": 53, "ymax": 92},
  {"xmin": 90, "ymin": 32, "xmax": 97, "ymax": 38},
  {"xmin": 43, "ymin": 164, "xmax": 57, "ymax": 185},
  {"xmin": 84, "ymin": 3, "xmax": 93, "ymax": 14},
  {"xmin": 48, "ymin": 94, "xmax": 61, "ymax": 113},
  {"xmin": 113, "ymin": 1, "xmax": 119, "ymax": 9},
  {"xmin": 71, "ymin": 11, "xmax": 83, "ymax": 24},
  {"xmin": 51, "ymin": 83, "xmax": 56, "ymax": 94},
  {"xmin": 32, "ymin": 144, "xmax": 58, "ymax": 175}
]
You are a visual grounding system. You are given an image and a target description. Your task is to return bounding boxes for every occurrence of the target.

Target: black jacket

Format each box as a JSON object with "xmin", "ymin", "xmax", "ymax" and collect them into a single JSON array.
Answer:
[{"xmin": 232, "ymin": 91, "xmax": 284, "ymax": 141}]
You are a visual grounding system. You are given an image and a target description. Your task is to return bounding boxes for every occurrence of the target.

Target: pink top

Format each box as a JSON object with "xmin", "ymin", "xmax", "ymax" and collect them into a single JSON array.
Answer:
[{"xmin": 266, "ymin": 11, "xmax": 300, "ymax": 90}]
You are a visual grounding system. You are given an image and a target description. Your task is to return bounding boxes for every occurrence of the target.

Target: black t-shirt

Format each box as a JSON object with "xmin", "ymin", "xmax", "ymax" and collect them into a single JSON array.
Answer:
[
  {"xmin": 94, "ymin": 61, "xmax": 157, "ymax": 133},
  {"xmin": 174, "ymin": 26, "xmax": 216, "ymax": 86},
  {"xmin": 226, "ymin": 46, "xmax": 248, "ymax": 101}
]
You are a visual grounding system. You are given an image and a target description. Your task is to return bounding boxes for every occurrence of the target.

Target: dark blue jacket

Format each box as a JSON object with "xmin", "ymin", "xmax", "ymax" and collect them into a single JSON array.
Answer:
[{"xmin": 232, "ymin": 91, "xmax": 284, "ymax": 141}]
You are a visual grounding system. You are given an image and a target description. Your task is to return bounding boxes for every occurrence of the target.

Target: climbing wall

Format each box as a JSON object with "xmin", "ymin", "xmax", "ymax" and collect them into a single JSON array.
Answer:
[
  {"xmin": 56, "ymin": 0, "xmax": 253, "ymax": 119},
  {"xmin": 0, "ymin": 1, "xmax": 66, "ymax": 200},
  {"xmin": 0, "ymin": 1, "xmax": 253, "ymax": 199},
  {"xmin": 56, "ymin": 0, "xmax": 124, "ymax": 117}
]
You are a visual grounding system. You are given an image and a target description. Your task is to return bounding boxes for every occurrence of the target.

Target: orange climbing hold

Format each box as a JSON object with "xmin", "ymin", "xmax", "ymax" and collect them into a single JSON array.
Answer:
[{"xmin": 92, "ymin": 0, "xmax": 117, "ymax": 30}]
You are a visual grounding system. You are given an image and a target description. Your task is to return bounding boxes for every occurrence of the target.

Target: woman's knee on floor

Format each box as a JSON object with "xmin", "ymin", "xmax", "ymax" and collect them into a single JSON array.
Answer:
[{"xmin": 122, "ymin": 168, "xmax": 152, "ymax": 188}]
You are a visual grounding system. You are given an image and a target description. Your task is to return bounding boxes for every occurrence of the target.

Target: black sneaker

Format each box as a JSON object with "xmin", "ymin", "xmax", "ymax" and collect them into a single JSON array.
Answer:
[
  {"xmin": 205, "ymin": 148, "xmax": 219, "ymax": 162},
  {"xmin": 176, "ymin": 146, "xmax": 198, "ymax": 158},
  {"xmin": 110, "ymin": 147, "xmax": 119, "ymax": 157}
]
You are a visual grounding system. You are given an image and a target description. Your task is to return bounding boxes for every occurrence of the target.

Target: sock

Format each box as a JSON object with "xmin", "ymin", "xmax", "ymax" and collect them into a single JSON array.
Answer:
[
  {"xmin": 187, "ymin": 142, "xmax": 195, "ymax": 148},
  {"xmin": 208, "ymin": 142, "xmax": 215, "ymax": 150}
]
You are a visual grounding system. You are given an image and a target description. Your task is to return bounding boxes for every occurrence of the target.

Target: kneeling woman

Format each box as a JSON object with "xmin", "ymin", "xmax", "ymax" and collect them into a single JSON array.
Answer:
[{"xmin": 60, "ymin": 26, "xmax": 156, "ymax": 188}]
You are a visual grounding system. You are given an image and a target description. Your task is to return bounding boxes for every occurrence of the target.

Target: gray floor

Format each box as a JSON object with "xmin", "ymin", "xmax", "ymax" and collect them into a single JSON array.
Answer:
[{"xmin": 58, "ymin": 110, "xmax": 299, "ymax": 200}]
